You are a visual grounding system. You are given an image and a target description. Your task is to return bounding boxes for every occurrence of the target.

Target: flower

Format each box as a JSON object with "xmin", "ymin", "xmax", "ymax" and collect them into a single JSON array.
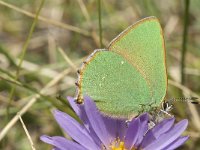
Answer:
[{"xmin": 40, "ymin": 96, "xmax": 189, "ymax": 150}]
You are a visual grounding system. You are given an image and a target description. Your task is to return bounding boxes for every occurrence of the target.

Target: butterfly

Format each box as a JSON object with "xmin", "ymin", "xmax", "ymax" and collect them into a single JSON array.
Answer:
[{"xmin": 75, "ymin": 16, "xmax": 167, "ymax": 118}]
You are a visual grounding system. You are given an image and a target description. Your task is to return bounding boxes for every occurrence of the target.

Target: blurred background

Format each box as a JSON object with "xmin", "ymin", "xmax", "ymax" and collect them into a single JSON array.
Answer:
[{"xmin": 0, "ymin": 0, "xmax": 200, "ymax": 149}]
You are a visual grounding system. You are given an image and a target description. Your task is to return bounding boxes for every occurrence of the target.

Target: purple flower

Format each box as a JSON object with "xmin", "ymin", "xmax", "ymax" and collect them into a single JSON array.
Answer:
[{"xmin": 40, "ymin": 96, "xmax": 189, "ymax": 150}]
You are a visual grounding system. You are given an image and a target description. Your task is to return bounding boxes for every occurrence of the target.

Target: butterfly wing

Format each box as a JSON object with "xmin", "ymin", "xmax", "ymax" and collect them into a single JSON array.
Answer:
[
  {"xmin": 77, "ymin": 50, "xmax": 151, "ymax": 117},
  {"xmin": 108, "ymin": 17, "xmax": 167, "ymax": 108}
]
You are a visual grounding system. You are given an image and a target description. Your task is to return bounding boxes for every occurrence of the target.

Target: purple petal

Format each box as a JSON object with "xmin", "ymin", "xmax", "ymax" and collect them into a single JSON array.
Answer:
[
  {"xmin": 52, "ymin": 148, "xmax": 61, "ymax": 150},
  {"xmin": 67, "ymin": 96, "xmax": 87, "ymax": 122},
  {"xmin": 117, "ymin": 119, "xmax": 128, "ymax": 140},
  {"xmin": 67, "ymin": 96, "xmax": 101, "ymax": 146},
  {"xmin": 40, "ymin": 135, "xmax": 87, "ymax": 150},
  {"xmin": 135, "ymin": 113, "xmax": 149, "ymax": 147},
  {"xmin": 67, "ymin": 96, "xmax": 81, "ymax": 116},
  {"xmin": 67, "ymin": 97, "xmax": 91, "ymax": 127},
  {"xmin": 164, "ymin": 136, "xmax": 189, "ymax": 150},
  {"xmin": 103, "ymin": 116, "xmax": 127, "ymax": 141},
  {"xmin": 53, "ymin": 110, "xmax": 100, "ymax": 150},
  {"xmin": 84, "ymin": 96, "xmax": 111, "ymax": 148},
  {"xmin": 124, "ymin": 118, "xmax": 140, "ymax": 149},
  {"xmin": 102, "ymin": 116, "xmax": 118, "ymax": 139},
  {"xmin": 140, "ymin": 117, "xmax": 175, "ymax": 148},
  {"xmin": 151, "ymin": 117, "xmax": 175, "ymax": 138},
  {"xmin": 139, "ymin": 130, "xmax": 156, "ymax": 149},
  {"xmin": 143, "ymin": 119, "xmax": 188, "ymax": 150}
]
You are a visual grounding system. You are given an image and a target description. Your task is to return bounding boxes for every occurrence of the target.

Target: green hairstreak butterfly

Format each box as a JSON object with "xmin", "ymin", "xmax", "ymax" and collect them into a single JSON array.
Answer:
[{"xmin": 75, "ymin": 16, "xmax": 167, "ymax": 118}]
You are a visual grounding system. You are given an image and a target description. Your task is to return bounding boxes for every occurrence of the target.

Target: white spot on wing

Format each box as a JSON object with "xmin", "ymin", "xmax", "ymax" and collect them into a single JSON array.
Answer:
[{"xmin": 99, "ymin": 83, "xmax": 102, "ymax": 87}]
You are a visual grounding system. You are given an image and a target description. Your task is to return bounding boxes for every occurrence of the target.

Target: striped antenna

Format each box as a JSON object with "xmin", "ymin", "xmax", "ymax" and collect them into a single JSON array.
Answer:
[{"xmin": 167, "ymin": 97, "xmax": 199, "ymax": 104}]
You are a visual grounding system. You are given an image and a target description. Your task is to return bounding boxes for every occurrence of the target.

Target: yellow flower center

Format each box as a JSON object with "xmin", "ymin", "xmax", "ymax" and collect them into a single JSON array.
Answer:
[
  {"xmin": 110, "ymin": 138, "xmax": 128, "ymax": 150},
  {"xmin": 111, "ymin": 141, "xmax": 126, "ymax": 150},
  {"xmin": 109, "ymin": 138, "xmax": 136, "ymax": 150}
]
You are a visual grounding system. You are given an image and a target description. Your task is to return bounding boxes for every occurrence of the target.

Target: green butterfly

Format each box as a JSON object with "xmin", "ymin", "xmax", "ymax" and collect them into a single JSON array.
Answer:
[{"xmin": 76, "ymin": 16, "xmax": 167, "ymax": 118}]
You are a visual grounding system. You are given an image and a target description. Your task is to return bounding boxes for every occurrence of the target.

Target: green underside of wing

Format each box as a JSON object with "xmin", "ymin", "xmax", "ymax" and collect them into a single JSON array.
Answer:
[
  {"xmin": 109, "ymin": 18, "xmax": 167, "ymax": 106},
  {"xmin": 80, "ymin": 51, "xmax": 152, "ymax": 117}
]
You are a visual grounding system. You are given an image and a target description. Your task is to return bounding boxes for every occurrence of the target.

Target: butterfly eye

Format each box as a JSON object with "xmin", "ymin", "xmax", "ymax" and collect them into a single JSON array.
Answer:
[
  {"xmin": 162, "ymin": 101, "xmax": 168, "ymax": 110},
  {"xmin": 162, "ymin": 101, "xmax": 173, "ymax": 112}
]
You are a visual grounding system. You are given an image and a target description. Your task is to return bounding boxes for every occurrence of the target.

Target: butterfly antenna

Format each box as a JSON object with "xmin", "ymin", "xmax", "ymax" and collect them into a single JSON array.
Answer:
[
  {"xmin": 190, "ymin": 97, "xmax": 199, "ymax": 104},
  {"xmin": 168, "ymin": 97, "xmax": 199, "ymax": 105}
]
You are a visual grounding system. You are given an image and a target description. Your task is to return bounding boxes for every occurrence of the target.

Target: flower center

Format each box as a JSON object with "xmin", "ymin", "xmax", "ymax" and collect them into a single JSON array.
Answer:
[
  {"xmin": 111, "ymin": 141, "xmax": 126, "ymax": 150},
  {"xmin": 109, "ymin": 138, "xmax": 137, "ymax": 150},
  {"xmin": 110, "ymin": 138, "xmax": 133, "ymax": 150}
]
